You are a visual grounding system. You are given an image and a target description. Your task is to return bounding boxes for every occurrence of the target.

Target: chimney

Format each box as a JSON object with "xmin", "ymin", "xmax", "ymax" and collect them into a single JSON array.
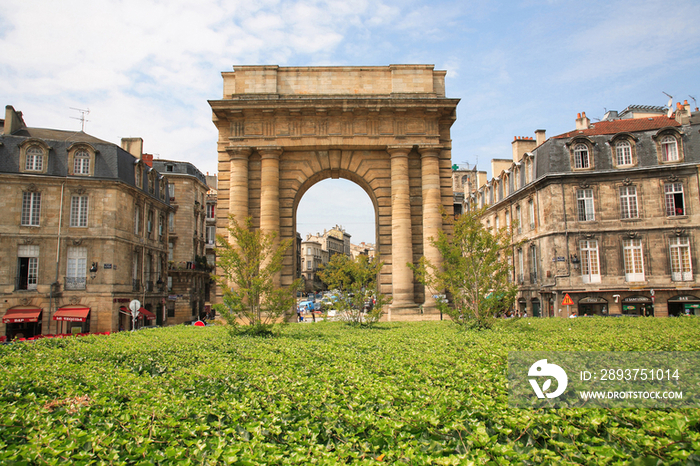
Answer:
[
  {"xmin": 512, "ymin": 136, "xmax": 537, "ymax": 163},
  {"xmin": 121, "ymin": 137, "xmax": 144, "ymax": 159},
  {"xmin": 142, "ymin": 153, "xmax": 154, "ymax": 167},
  {"xmin": 476, "ymin": 171, "xmax": 488, "ymax": 189},
  {"xmin": 676, "ymin": 100, "xmax": 692, "ymax": 125},
  {"xmin": 4, "ymin": 105, "xmax": 27, "ymax": 135},
  {"xmin": 535, "ymin": 129, "xmax": 546, "ymax": 147},
  {"xmin": 575, "ymin": 112, "xmax": 590, "ymax": 130}
]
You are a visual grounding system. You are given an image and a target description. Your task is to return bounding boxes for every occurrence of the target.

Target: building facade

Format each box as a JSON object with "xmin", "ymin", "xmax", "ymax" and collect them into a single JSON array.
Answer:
[
  {"xmin": 0, "ymin": 106, "xmax": 171, "ymax": 338},
  {"xmin": 470, "ymin": 102, "xmax": 700, "ymax": 318},
  {"xmin": 151, "ymin": 160, "xmax": 212, "ymax": 324}
]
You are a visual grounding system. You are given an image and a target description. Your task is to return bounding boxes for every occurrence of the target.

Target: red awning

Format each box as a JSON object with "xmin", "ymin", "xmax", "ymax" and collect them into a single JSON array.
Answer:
[
  {"xmin": 119, "ymin": 306, "xmax": 130, "ymax": 316},
  {"xmin": 53, "ymin": 306, "xmax": 91, "ymax": 322},
  {"xmin": 138, "ymin": 308, "xmax": 156, "ymax": 320},
  {"xmin": 3, "ymin": 306, "xmax": 42, "ymax": 323}
]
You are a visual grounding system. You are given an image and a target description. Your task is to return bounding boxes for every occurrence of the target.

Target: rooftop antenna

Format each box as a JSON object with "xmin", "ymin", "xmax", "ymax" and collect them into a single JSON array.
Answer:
[
  {"xmin": 662, "ymin": 92, "xmax": 673, "ymax": 117},
  {"xmin": 70, "ymin": 107, "xmax": 90, "ymax": 131},
  {"xmin": 689, "ymin": 95, "xmax": 698, "ymax": 110}
]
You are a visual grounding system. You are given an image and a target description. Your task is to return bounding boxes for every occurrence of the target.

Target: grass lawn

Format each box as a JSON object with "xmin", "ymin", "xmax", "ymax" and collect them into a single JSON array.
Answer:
[{"xmin": 1, "ymin": 318, "xmax": 699, "ymax": 465}]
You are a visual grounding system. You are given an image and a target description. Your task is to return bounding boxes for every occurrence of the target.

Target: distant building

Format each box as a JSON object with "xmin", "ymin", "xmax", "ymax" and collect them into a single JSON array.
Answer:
[
  {"xmin": 0, "ymin": 105, "xmax": 170, "ymax": 338},
  {"xmin": 474, "ymin": 101, "xmax": 700, "ymax": 318},
  {"xmin": 151, "ymin": 159, "xmax": 212, "ymax": 324}
]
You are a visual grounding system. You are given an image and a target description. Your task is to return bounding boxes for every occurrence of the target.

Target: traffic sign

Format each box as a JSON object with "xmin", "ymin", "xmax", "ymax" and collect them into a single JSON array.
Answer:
[{"xmin": 561, "ymin": 294, "xmax": 574, "ymax": 306}]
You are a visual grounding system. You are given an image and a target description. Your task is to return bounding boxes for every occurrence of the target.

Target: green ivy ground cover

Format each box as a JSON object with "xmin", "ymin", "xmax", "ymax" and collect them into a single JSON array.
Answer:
[{"xmin": 1, "ymin": 318, "xmax": 699, "ymax": 465}]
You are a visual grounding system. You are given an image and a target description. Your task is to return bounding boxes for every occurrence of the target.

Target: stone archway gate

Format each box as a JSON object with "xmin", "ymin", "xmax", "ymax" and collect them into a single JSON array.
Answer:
[{"xmin": 210, "ymin": 65, "xmax": 459, "ymax": 318}]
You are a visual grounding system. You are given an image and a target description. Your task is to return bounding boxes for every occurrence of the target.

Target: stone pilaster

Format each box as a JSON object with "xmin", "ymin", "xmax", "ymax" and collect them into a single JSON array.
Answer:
[
  {"xmin": 388, "ymin": 145, "xmax": 417, "ymax": 313},
  {"xmin": 258, "ymin": 146, "xmax": 283, "ymax": 286},
  {"xmin": 418, "ymin": 145, "xmax": 443, "ymax": 310}
]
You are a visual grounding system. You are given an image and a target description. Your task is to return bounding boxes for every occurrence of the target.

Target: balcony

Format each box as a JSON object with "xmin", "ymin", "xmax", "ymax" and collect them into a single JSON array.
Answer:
[{"xmin": 65, "ymin": 277, "xmax": 86, "ymax": 290}]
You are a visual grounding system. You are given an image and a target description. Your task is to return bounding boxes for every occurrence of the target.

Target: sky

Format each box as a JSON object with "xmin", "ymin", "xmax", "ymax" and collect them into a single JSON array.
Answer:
[{"xmin": 2, "ymin": 0, "xmax": 699, "ymax": 244}]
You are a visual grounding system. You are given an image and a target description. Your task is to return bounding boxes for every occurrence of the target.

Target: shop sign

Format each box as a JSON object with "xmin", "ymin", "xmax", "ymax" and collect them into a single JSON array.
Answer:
[
  {"xmin": 669, "ymin": 295, "xmax": 700, "ymax": 302},
  {"xmin": 579, "ymin": 297, "xmax": 607, "ymax": 304},
  {"xmin": 684, "ymin": 303, "xmax": 700, "ymax": 309},
  {"xmin": 104, "ymin": 264, "xmax": 112, "ymax": 269},
  {"xmin": 622, "ymin": 296, "xmax": 651, "ymax": 303},
  {"xmin": 623, "ymin": 305, "xmax": 636, "ymax": 311}
]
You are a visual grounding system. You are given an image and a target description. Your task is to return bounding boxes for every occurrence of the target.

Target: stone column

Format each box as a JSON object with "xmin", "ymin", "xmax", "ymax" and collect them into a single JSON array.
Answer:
[
  {"xmin": 388, "ymin": 145, "xmax": 416, "ymax": 313},
  {"xmin": 418, "ymin": 145, "xmax": 443, "ymax": 310},
  {"xmin": 258, "ymin": 146, "xmax": 282, "ymax": 286},
  {"xmin": 228, "ymin": 146, "xmax": 252, "ymax": 227}
]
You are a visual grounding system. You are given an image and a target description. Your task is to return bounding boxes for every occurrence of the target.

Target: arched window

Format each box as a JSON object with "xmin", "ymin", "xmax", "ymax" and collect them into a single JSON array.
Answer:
[
  {"xmin": 574, "ymin": 144, "xmax": 589, "ymax": 169},
  {"xmin": 26, "ymin": 146, "xmax": 44, "ymax": 171},
  {"xmin": 74, "ymin": 149, "xmax": 90, "ymax": 175},
  {"xmin": 661, "ymin": 136, "xmax": 678, "ymax": 162},
  {"xmin": 615, "ymin": 141, "xmax": 632, "ymax": 166}
]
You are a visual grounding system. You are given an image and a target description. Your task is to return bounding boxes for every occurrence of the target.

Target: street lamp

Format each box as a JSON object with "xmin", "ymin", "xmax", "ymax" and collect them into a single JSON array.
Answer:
[{"xmin": 90, "ymin": 262, "xmax": 98, "ymax": 279}]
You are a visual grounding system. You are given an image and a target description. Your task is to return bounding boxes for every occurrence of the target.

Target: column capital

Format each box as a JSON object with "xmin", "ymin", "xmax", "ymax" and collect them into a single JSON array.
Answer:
[
  {"xmin": 386, "ymin": 145, "xmax": 413, "ymax": 157},
  {"xmin": 257, "ymin": 146, "xmax": 283, "ymax": 159},
  {"xmin": 417, "ymin": 145, "xmax": 442, "ymax": 158},
  {"xmin": 226, "ymin": 146, "xmax": 252, "ymax": 159}
]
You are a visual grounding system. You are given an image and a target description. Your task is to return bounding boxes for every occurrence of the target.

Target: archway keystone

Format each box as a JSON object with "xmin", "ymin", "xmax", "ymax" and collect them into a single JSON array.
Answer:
[{"xmin": 210, "ymin": 65, "xmax": 459, "ymax": 319}]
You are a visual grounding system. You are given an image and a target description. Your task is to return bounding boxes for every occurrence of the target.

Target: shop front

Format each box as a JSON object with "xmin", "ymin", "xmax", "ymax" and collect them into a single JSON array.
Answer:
[
  {"xmin": 667, "ymin": 295, "xmax": 700, "ymax": 317},
  {"xmin": 53, "ymin": 306, "xmax": 91, "ymax": 334},
  {"xmin": 621, "ymin": 296, "xmax": 654, "ymax": 316},
  {"xmin": 119, "ymin": 306, "xmax": 157, "ymax": 330},
  {"xmin": 531, "ymin": 298, "xmax": 541, "ymax": 317},
  {"xmin": 578, "ymin": 296, "xmax": 609, "ymax": 316},
  {"xmin": 2, "ymin": 306, "xmax": 43, "ymax": 339}
]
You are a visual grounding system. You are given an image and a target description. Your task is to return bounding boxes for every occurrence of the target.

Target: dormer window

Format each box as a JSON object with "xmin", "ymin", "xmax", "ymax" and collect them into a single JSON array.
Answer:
[
  {"xmin": 74, "ymin": 150, "xmax": 90, "ymax": 174},
  {"xmin": 26, "ymin": 146, "xmax": 44, "ymax": 171},
  {"xmin": 615, "ymin": 141, "xmax": 632, "ymax": 166},
  {"xmin": 574, "ymin": 144, "xmax": 589, "ymax": 169},
  {"xmin": 661, "ymin": 136, "xmax": 679, "ymax": 162}
]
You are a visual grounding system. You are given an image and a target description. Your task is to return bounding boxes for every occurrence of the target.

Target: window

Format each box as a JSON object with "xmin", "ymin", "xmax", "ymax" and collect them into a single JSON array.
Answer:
[
  {"xmin": 17, "ymin": 245, "xmax": 39, "ymax": 290},
  {"xmin": 615, "ymin": 141, "xmax": 632, "ymax": 166},
  {"xmin": 168, "ymin": 183, "xmax": 175, "ymax": 199},
  {"xmin": 74, "ymin": 149, "xmax": 90, "ymax": 175},
  {"xmin": 169, "ymin": 212, "xmax": 175, "ymax": 231},
  {"xmin": 516, "ymin": 205, "xmax": 522, "ymax": 234},
  {"xmin": 66, "ymin": 247, "xmax": 87, "ymax": 290},
  {"xmin": 26, "ymin": 146, "xmax": 44, "ymax": 171},
  {"xmin": 661, "ymin": 136, "xmax": 679, "ymax": 162},
  {"xmin": 134, "ymin": 205, "xmax": 141, "ymax": 234},
  {"xmin": 528, "ymin": 199, "xmax": 535, "ymax": 230},
  {"xmin": 70, "ymin": 195, "xmax": 89, "ymax": 227},
  {"xmin": 158, "ymin": 215, "xmax": 164, "ymax": 239},
  {"xmin": 665, "ymin": 182, "xmax": 685, "ymax": 216},
  {"xmin": 147, "ymin": 210, "xmax": 154, "ymax": 236},
  {"xmin": 206, "ymin": 204, "xmax": 215, "ymax": 220},
  {"xmin": 577, "ymin": 189, "xmax": 595, "ymax": 221},
  {"xmin": 206, "ymin": 226, "xmax": 216, "ymax": 245},
  {"xmin": 670, "ymin": 237, "xmax": 692, "ymax": 281},
  {"xmin": 619, "ymin": 186, "xmax": 638, "ymax": 219},
  {"xmin": 135, "ymin": 167, "xmax": 142, "ymax": 189},
  {"xmin": 148, "ymin": 174, "xmax": 155, "ymax": 194},
  {"xmin": 623, "ymin": 239, "xmax": 645, "ymax": 282},
  {"xmin": 495, "ymin": 215, "xmax": 500, "ymax": 230},
  {"xmin": 307, "ymin": 261, "xmax": 312, "ymax": 270},
  {"xmin": 580, "ymin": 240, "xmax": 601, "ymax": 283},
  {"xmin": 21, "ymin": 192, "xmax": 41, "ymax": 226},
  {"xmin": 506, "ymin": 211, "xmax": 511, "ymax": 229},
  {"xmin": 517, "ymin": 248, "xmax": 524, "ymax": 283},
  {"xmin": 574, "ymin": 144, "xmax": 589, "ymax": 169},
  {"xmin": 529, "ymin": 244, "xmax": 538, "ymax": 283}
]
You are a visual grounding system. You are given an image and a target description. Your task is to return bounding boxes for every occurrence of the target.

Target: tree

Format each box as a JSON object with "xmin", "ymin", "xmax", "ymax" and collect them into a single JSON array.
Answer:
[
  {"xmin": 411, "ymin": 207, "xmax": 518, "ymax": 329},
  {"xmin": 318, "ymin": 254, "xmax": 389, "ymax": 327},
  {"xmin": 214, "ymin": 216, "xmax": 301, "ymax": 336}
]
